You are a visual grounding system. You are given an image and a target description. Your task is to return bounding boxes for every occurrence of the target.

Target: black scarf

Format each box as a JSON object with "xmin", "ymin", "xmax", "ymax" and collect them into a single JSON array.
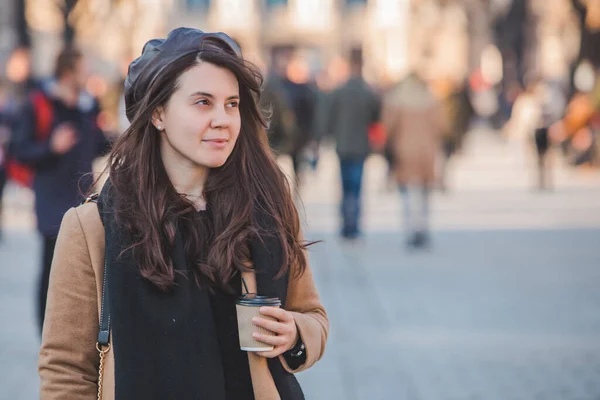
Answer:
[{"xmin": 97, "ymin": 182, "xmax": 304, "ymax": 399}]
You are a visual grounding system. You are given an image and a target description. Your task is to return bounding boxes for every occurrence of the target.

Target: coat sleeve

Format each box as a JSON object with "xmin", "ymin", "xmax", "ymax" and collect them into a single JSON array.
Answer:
[
  {"xmin": 39, "ymin": 207, "xmax": 100, "ymax": 399},
  {"xmin": 279, "ymin": 237, "xmax": 329, "ymax": 374}
]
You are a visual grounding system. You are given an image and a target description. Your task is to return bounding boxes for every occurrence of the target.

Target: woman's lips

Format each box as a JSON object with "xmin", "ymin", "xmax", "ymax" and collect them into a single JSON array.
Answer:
[{"xmin": 202, "ymin": 138, "xmax": 229, "ymax": 148}]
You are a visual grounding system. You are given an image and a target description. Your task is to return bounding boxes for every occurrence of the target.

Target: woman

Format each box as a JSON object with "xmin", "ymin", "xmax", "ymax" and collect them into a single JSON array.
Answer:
[
  {"xmin": 39, "ymin": 28, "xmax": 328, "ymax": 400},
  {"xmin": 382, "ymin": 73, "xmax": 446, "ymax": 249}
]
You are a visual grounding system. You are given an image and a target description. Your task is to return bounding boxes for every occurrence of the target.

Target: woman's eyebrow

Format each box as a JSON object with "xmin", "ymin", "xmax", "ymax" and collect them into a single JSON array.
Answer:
[{"xmin": 189, "ymin": 91, "xmax": 240, "ymax": 101}]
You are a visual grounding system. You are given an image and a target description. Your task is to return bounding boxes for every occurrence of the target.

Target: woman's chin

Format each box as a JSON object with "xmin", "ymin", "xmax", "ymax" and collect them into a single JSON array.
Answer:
[{"xmin": 195, "ymin": 156, "xmax": 229, "ymax": 169}]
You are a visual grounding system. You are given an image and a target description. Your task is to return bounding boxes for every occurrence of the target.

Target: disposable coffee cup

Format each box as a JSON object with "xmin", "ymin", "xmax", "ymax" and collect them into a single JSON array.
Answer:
[{"xmin": 236, "ymin": 294, "xmax": 281, "ymax": 352}]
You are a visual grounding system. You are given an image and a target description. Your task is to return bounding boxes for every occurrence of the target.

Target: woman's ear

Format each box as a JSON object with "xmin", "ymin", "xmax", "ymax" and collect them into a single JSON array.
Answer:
[{"xmin": 152, "ymin": 107, "xmax": 165, "ymax": 131}]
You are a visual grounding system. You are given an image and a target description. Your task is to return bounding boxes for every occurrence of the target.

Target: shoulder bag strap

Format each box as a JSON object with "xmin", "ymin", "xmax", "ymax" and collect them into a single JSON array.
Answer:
[{"xmin": 81, "ymin": 193, "xmax": 110, "ymax": 399}]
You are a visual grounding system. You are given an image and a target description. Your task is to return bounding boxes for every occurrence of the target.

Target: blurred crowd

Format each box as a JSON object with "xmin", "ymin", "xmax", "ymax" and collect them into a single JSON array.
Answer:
[{"xmin": 0, "ymin": 0, "xmax": 600, "ymax": 333}]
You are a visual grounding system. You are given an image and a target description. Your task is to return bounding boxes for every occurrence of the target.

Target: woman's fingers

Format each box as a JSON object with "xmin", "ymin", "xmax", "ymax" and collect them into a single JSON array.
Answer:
[
  {"xmin": 252, "ymin": 317, "xmax": 289, "ymax": 334},
  {"xmin": 259, "ymin": 306, "xmax": 294, "ymax": 322},
  {"xmin": 251, "ymin": 307, "xmax": 299, "ymax": 359},
  {"xmin": 253, "ymin": 332, "xmax": 287, "ymax": 347}
]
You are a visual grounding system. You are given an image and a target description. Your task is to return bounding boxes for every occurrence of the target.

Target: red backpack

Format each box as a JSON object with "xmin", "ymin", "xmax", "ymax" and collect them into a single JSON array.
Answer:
[{"xmin": 6, "ymin": 91, "xmax": 54, "ymax": 187}]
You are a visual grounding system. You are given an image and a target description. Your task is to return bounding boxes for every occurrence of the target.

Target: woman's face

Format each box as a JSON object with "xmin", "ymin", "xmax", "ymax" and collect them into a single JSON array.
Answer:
[{"xmin": 155, "ymin": 61, "xmax": 241, "ymax": 170}]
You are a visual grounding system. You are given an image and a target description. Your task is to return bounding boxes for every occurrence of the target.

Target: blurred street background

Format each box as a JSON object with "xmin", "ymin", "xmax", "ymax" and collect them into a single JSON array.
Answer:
[{"xmin": 1, "ymin": 0, "xmax": 600, "ymax": 399}]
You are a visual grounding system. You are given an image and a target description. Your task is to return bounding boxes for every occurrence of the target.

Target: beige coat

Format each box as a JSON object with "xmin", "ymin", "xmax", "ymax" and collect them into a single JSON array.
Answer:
[
  {"xmin": 39, "ymin": 203, "xmax": 329, "ymax": 399},
  {"xmin": 382, "ymin": 78, "xmax": 446, "ymax": 185}
]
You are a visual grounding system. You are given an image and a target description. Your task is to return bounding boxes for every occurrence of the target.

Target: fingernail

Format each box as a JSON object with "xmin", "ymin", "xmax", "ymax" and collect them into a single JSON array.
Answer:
[{"xmin": 252, "ymin": 317, "xmax": 258, "ymax": 323}]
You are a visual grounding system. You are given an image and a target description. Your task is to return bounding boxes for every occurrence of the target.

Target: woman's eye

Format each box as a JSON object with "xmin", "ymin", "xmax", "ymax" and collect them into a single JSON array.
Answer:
[
  {"xmin": 195, "ymin": 99, "xmax": 209, "ymax": 106},
  {"xmin": 227, "ymin": 101, "xmax": 239, "ymax": 108}
]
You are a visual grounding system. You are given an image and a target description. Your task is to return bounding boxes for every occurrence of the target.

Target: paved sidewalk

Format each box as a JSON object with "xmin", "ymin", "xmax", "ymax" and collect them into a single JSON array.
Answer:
[{"xmin": 297, "ymin": 229, "xmax": 600, "ymax": 400}]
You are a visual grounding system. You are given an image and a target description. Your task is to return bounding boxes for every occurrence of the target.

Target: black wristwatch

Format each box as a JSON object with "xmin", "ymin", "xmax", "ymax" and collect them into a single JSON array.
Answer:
[{"xmin": 286, "ymin": 337, "xmax": 305, "ymax": 357}]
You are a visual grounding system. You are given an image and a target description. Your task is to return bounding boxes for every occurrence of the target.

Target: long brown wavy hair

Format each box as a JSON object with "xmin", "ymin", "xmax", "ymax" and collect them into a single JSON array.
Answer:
[{"xmin": 103, "ymin": 37, "xmax": 309, "ymax": 292}]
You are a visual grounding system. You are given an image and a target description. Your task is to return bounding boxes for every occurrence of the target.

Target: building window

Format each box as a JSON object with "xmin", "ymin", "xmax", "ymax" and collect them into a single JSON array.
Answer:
[{"xmin": 186, "ymin": 0, "xmax": 210, "ymax": 11}]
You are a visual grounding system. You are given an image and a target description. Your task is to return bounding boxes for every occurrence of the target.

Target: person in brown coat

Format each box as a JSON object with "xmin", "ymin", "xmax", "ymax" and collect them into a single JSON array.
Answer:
[
  {"xmin": 38, "ymin": 28, "xmax": 328, "ymax": 400},
  {"xmin": 382, "ymin": 73, "xmax": 446, "ymax": 248}
]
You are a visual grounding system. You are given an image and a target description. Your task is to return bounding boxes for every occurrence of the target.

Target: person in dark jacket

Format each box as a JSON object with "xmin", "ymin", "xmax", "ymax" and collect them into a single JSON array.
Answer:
[
  {"xmin": 12, "ymin": 47, "xmax": 110, "ymax": 333},
  {"xmin": 0, "ymin": 79, "xmax": 17, "ymax": 241},
  {"xmin": 260, "ymin": 53, "xmax": 295, "ymax": 155},
  {"xmin": 281, "ymin": 55, "xmax": 318, "ymax": 186},
  {"xmin": 322, "ymin": 50, "xmax": 381, "ymax": 238}
]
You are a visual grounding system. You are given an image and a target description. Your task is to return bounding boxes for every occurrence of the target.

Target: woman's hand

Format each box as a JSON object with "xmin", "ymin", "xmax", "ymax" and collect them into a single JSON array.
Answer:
[{"xmin": 252, "ymin": 307, "xmax": 298, "ymax": 358}]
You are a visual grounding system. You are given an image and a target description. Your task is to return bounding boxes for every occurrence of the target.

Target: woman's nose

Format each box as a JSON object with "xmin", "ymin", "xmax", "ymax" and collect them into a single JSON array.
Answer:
[{"xmin": 210, "ymin": 107, "xmax": 231, "ymax": 129}]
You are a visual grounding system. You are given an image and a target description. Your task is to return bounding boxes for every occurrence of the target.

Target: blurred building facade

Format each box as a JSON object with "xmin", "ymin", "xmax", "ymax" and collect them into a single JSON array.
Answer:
[
  {"xmin": 1, "ymin": 0, "xmax": 597, "ymax": 94},
  {"xmin": 1, "ymin": 0, "xmax": 496, "ymax": 86},
  {"xmin": 169, "ymin": 0, "xmax": 491, "ymax": 85},
  {"xmin": 166, "ymin": 0, "xmax": 417, "ymax": 84}
]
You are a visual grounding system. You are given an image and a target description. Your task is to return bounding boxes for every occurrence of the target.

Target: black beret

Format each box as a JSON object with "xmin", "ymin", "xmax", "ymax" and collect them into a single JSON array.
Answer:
[{"xmin": 124, "ymin": 27, "xmax": 241, "ymax": 121}]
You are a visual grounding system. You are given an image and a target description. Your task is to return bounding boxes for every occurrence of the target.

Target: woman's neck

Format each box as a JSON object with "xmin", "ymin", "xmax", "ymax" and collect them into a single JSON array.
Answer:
[{"xmin": 161, "ymin": 139, "xmax": 209, "ymax": 210}]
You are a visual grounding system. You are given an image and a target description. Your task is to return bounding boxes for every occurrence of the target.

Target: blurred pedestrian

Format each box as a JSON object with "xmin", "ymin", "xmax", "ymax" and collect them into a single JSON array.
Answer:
[
  {"xmin": 505, "ymin": 83, "xmax": 537, "ymax": 168},
  {"xmin": 434, "ymin": 78, "xmax": 473, "ymax": 191},
  {"xmin": 281, "ymin": 55, "xmax": 318, "ymax": 186},
  {"xmin": 507, "ymin": 80, "xmax": 567, "ymax": 190},
  {"xmin": 261, "ymin": 51, "xmax": 295, "ymax": 155},
  {"xmin": 0, "ymin": 79, "xmax": 17, "ymax": 242},
  {"xmin": 312, "ymin": 68, "xmax": 335, "ymax": 144},
  {"xmin": 382, "ymin": 73, "xmax": 446, "ymax": 249},
  {"xmin": 11, "ymin": 47, "xmax": 111, "ymax": 334},
  {"xmin": 560, "ymin": 74, "xmax": 599, "ymax": 166},
  {"xmin": 322, "ymin": 49, "xmax": 381, "ymax": 239},
  {"xmin": 533, "ymin": 81, "xmax": 567, "ymax": 190},
  {"xmin": 39, "ymin": 28, "xmax": 328, "ymax": 400}
]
